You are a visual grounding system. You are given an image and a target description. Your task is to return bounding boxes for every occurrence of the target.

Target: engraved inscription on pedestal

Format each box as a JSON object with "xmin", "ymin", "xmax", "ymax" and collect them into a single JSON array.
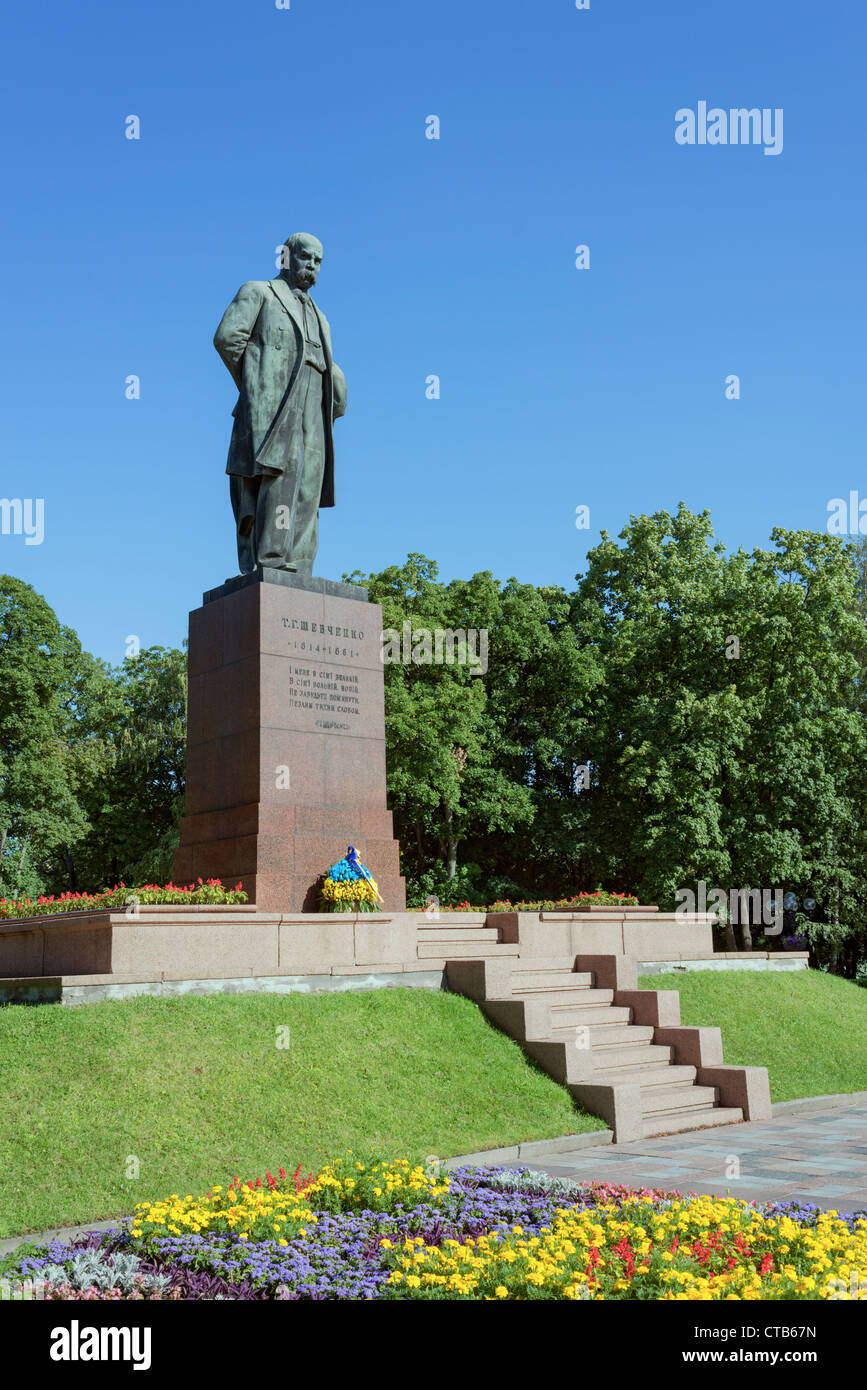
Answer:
[
  {"xmin": 174, "ymin": 574, "xmax": 406, "ymax": 910},
  {"xmin": 286, "ymin": 665, "xmax": 360, "ymax": 732}
]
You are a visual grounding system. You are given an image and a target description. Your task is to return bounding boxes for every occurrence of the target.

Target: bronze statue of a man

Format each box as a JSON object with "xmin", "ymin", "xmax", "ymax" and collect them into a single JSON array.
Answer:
[{"xmin": 214, "ymin": 233, "xmax": 347, "ymax": 576}]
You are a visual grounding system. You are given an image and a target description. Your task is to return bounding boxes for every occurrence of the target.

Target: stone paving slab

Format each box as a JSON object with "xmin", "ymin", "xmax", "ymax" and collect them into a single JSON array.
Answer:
[{"xmin": 505, "ymin": 1103, "xmax": 867, "ymax": 1213}]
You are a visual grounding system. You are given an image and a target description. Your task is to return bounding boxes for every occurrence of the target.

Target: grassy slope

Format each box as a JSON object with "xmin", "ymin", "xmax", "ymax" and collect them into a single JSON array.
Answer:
[
  {"xmin": 639, "ymin": 969, "xmax": 867, "ymax": 1103},
  {"xmin": 0, "ymin": 988, "xmax": 602, "ymax": 1236}
]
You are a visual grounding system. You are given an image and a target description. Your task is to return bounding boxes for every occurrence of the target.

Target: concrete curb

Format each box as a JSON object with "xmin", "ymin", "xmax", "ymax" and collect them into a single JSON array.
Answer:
[
  {"xmin": 770, "ymin": 1089, "xmax": 867, "ymax": 1117},
  {"xmin": 638, "ymin": 958, "xmax": 809, "ymax": 975},
  {"xmin": 0, "ymin": 1217, "xmax": 124, "ymax": 1259},
  {"xmin": 443, "ymin": 1128, "xmax": 614, "ymax": 1170}
]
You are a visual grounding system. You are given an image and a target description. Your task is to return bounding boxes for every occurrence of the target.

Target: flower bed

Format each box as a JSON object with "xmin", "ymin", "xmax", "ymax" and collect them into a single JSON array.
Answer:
[
  {"xmin": 5, "ymin": 1157, "xmax": 865, "ymax": 1301},
  {"xmin": 0, "ymin": 879, "xmax": 248, "ymax": 920},
  {"xmin": 410, "ymin": 891, "xmax": 640, "ymax": 913}
]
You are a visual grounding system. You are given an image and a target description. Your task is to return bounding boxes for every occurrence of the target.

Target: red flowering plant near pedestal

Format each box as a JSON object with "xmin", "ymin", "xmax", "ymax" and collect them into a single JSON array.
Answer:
[
  {"xmin": 410, "ymin": 889, "xmax": 640, "ymax": 912},
  {"xmin": 0, "ymin": 878, "xmax": 248, "ymax": 920}
]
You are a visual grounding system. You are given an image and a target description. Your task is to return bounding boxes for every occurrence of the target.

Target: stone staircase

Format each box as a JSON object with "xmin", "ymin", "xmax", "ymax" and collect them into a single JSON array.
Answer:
[
  {"xmin": 415, "ymin": 916, "xmax": 517, "ymax": 961},
  {"xmin": 445, "ymin": 951, "xmax": 771, "ymax": 1143}
]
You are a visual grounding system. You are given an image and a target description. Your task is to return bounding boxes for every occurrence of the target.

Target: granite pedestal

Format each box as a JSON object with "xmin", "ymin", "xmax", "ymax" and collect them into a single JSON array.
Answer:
[{"xmin": 173, "ymin": 569, "xmax": 406, "ymax": 911}]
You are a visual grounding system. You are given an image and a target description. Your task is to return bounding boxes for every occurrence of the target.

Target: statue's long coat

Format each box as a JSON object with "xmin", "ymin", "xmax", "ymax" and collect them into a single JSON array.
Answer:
[{"xmin": 213, "ymin": 277, "xmax": 347, "ymax": 507}]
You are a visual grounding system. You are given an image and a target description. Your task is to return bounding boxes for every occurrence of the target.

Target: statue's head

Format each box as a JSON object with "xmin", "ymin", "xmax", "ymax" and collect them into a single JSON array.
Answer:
[{"xmin": 282, "ymin": 233, "xmax": 323, "ymax": 291}]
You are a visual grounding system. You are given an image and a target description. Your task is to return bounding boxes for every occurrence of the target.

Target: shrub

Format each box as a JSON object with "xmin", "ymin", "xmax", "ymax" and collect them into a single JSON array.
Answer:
[{"xmin": 0, "ymin": 878, "xmax": 248, "ymax": 920}]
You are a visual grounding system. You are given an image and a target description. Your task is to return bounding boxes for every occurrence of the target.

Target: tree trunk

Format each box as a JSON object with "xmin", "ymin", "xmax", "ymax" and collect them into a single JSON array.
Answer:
[
  {"xmin": 415, "ymin": 821, "xmax": 424, "ymax": 875},
  {"xmin": 15, "ymin": 833, "xmax": 32, "ymax": 892},
  {"xmin": 0, "ymin": 827, "xmax": 7, "ymax": 862},
  {"xmin": 733, "ymin": 895, "xmax": 755, "ymax": 950},
  {"xmin": 445, "ymin": 809, "xmax": 458, "ymax": 881},
  {"xmin": 65, "ymin": 849, "xmax": 77, "ymax": 893}
]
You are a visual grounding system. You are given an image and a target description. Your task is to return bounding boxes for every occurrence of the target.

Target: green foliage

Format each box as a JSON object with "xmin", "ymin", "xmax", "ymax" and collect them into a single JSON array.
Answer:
[
  {"xmin": 571, "ymin": 508, "xmax": 867, "ymax": 971},
  {"xmin": 403, "ymin": 862, "xmax": 485, "ymax": 909},
  {"xmin": 346, "ymin": 554, "xmax": 601, "ymax": 899},
  {"xmin": 0, "ymin": 577, "xmax": 98, "ymax": 895},
  {"xmin": 0, "ymin": 838, "xmax": 47, "ymax": 901},
  {"xmin": 66, "ymin": 645, "xmax": 187, "ymax": 891},
  {"xmin": 0, "ymin": 575, "xmax": 186, "ymax": 896}
]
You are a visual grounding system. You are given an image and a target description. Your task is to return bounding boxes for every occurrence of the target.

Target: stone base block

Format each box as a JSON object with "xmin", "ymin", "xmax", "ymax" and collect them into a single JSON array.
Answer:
[
  {"xmin": 697, "ymin": 1065, "xmax": 773, "ymax": 1122},
  {"xmin": 569, "ymin": 1082, "xmax": 644, "ymax": 1144},
  {"xmin": 174, "ymin": 574, "xmax": 406, "ymax": 911}
]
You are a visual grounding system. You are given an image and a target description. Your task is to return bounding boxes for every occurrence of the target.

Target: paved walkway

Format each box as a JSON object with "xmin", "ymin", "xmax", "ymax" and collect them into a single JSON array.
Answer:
[{"xmin": 514, "ymin": 1103, "xmax": 867, "ymax": 1214}]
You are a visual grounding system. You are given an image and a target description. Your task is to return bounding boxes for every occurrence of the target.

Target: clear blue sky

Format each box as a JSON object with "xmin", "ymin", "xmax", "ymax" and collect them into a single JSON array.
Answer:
[{"xmin": 1, "ymin": 0, "xmax": 864, "ymax": 664}]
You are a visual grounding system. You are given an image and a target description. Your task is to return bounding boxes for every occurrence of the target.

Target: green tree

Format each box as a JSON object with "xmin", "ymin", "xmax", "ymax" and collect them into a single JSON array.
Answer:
[
  {"xmin": 452, "ymin": 573, "xmax": 600, "ymax": 896},
  {"xmin": 347, "ymin": 555, "xmax": 599, "ymax": 899},
  {"xmin": 346, "ymin": 556, "xmax": 506, "ymax": 893},
  {"xmin": 0, "ymin": 576, "xmax": 99, "ymax": 897},
  {"xmin": 572, "ymin": 505, "xmax": 744, "ymax": 905},
  {"xmin": 571, "ymin": 507, "xmax": 867, "ymax": 973},
  {"xmin": 66, "ymin": 646, "xmax": 187, "ymax": 890}
]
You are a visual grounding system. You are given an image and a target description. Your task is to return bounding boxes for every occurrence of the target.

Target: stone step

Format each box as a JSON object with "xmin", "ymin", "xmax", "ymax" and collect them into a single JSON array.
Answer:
[
  {"xmin": 520, "ymin": 988, "xmax": 614, "ymax": 1011},
  {"xmin": 511, "ymin": 955, "xmax": 581, "ymax": 972},
  {"xmin": 590, "ymin": 1063, "xmax": 698, "ymax": 1088},
  {"xmin": 641, "ymin": 1084, "xmax": 720, "ymax": 1115},
  {"xmin": 411, "ymin": 914, "xmax": 488, "ymax": 925},
  {"xmin": 418, "ymin": 942, "xmax": 519, "ymax": 959},
  {"xmin": 443, "ymin": 950, "xmax": 766, "ymax": 1144},
  {"xmin": 550, "ymin": 1003, "xmax": 632, "ymax": 1026},
  {"xmin": 641, "ymin": 1106, "xmax": 744, "ymax": 1139},
  {"xmin": 416, "ymin": 927, "xmax": 501, "ymax": 942},
  {"xmin": 584, "ymin": 1042, "xmax": 674, "ymax": 1067},
  {"xmin": 551, "ymin": 1022, "xmax": 655, "ymax": 1046},
  {"xmin": 511, "ymin": 970, "xmax": 594, "ymax": 991}
]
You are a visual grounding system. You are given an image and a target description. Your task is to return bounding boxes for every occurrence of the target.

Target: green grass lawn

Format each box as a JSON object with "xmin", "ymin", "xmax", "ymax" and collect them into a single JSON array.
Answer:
[
  {"xmin": 0, "ymin": 987, "xmax": 603, "ymax": 1237},
  {"xmin": 639, "ymin": 969, "xmax": 867, "ymax": 1103}
]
